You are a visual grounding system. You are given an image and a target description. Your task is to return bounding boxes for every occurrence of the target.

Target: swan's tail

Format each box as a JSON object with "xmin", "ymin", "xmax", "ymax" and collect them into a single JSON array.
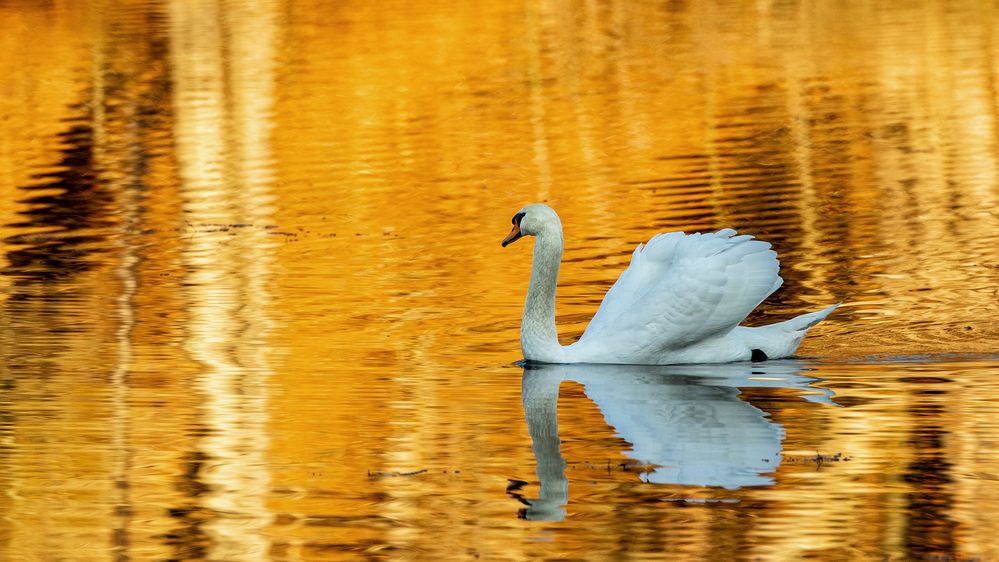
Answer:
[
  {"xmin": 771, "ymin": 303, "xmax": 841, "ymax": 333},
  {"xmin": 743, "ymin": 303, "xmax": 839, "ymax": 361}
]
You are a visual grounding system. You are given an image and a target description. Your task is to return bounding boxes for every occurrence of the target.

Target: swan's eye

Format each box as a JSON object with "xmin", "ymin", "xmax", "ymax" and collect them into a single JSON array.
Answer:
[{"xmin": 512, "ymin": 212, "xmax": 526, "ymax": 226}]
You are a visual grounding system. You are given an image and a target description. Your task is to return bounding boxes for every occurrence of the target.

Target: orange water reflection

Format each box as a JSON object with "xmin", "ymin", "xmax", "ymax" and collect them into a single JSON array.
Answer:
[{"xmin": 1, "ymin": 0, "xmax": 999, "ymax": 561}]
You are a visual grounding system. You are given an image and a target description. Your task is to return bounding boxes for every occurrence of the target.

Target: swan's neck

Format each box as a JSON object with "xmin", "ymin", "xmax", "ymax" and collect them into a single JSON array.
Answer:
[{"xmin": 522, "ymin": 229, "xmax": 564, "ymax": 362}]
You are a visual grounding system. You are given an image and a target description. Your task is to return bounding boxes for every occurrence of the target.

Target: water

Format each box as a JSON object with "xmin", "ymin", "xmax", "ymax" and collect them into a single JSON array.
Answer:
[{"xmin": 2, "ymin": 0, "xmax": 999, "ymax": 560}]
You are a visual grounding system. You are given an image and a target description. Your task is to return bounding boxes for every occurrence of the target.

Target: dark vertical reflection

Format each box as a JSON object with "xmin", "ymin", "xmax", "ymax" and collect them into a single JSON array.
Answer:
[
  {"xmin": 904, "ymin": 400, "xmax": 957, "ymax": 560},
  {"xmin": 162, "ymin": 451, "xmax": 212, "ymax": 560},
  {"xmin": 0, "ymin": 1, "xmax": 177, "ymax": 559},
  {"xmin": 101, "ymin": 5, "xmax": 178, "ymax": 559},
  {"xmin": 2, "ymin": 114, "xmax": 111, "ymax": 281},
  {"xmin": 0, "ymin": 107, "xmax": 114, "ymax": 370},
  {"xmin": 0, "ymin": 48, "xmax": 117, "ymax": 562},
  {"xmin": 0, "ymin": 374, "xmax": 13, "ymax": 551}
]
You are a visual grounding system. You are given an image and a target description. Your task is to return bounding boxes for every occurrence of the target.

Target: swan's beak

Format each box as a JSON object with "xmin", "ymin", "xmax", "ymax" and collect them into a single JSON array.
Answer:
[{"xmin": 501, "ymin": 224, "xmax": 523, "ymax": 247}]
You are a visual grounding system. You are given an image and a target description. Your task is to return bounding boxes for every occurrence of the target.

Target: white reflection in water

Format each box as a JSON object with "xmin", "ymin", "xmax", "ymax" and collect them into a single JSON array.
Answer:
[
  {"xmin": 169, "ymin": 0, "xmax": 278, "ymax": 559},
  {"xmin": 520, "ymin": 361, "xmax": 834, "ymax": 520}
]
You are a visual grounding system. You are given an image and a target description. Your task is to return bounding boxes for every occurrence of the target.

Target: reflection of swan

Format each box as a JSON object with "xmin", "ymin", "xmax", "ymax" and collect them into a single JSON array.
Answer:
[
  {"xmin": 519, "ymin": 361, "xmax": 834, "ymax": 520},
  {"xmin": 502, "ymin": 204, "xmax": 838, "ymax": 364}
]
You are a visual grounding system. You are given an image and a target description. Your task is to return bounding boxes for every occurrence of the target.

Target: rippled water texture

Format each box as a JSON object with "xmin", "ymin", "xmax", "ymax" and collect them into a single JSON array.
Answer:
[{"xmin": 2, "ymin": 1, "xmax": 999, "ymax": 560}]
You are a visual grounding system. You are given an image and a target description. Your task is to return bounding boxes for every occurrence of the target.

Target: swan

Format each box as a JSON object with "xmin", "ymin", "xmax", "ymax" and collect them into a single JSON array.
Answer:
[{"xmin": 501, "ymin": 203, "xmax": 838, "ymax": 364}]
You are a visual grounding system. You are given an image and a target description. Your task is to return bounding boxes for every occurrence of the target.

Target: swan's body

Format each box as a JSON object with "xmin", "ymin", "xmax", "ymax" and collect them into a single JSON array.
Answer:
[{"xmin": 502, "ymin": 204, "xmax": 838, "ymax": 365}]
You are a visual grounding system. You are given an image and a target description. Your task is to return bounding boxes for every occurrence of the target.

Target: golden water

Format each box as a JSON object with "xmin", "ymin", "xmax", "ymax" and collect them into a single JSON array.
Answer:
[{"xmin": 1, "ymin": 0, "xmax": 999, "ymax": 560}]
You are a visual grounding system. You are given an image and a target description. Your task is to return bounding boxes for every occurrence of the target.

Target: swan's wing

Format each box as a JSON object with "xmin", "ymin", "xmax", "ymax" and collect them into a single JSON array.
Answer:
[{"xmin": 575, "ymin": 229, "xmax": 782, "ymax": 356}]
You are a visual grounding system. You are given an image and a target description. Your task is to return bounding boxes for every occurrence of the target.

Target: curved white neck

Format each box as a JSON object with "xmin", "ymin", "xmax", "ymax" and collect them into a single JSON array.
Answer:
[{"xmin": 521, "ymin": 228, "xmax": 564, "ymax": 362}]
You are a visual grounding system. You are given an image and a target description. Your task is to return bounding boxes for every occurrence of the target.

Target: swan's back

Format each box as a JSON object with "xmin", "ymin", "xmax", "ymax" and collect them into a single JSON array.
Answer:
[{"xmin": 569, "ymin": 229, "xmax": 782, "ymax": 363}]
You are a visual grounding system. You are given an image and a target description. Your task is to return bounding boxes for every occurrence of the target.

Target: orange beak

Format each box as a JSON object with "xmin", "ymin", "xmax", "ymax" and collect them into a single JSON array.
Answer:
[{"xmin": 501, "ymin": 223, "xmax": 523, "ymax": 247}]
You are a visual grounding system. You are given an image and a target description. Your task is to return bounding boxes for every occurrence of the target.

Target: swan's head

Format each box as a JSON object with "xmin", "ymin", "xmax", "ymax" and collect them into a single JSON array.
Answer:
[{"xmin": 501, "ymin": 204, "xmax": 561, "ymax": 247}]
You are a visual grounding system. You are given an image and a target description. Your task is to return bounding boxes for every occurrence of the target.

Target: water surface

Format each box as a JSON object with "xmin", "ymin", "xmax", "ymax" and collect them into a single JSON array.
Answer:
[{"xmin": 2, "ymin": 1, "xmax": 999, "ymax": 560}]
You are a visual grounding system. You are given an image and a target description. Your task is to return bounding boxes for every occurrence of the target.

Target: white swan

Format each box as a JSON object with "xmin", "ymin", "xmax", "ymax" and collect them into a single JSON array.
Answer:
[{"xmin": 502, "ymin": 203, "xmax": 838, "ymax": 364}]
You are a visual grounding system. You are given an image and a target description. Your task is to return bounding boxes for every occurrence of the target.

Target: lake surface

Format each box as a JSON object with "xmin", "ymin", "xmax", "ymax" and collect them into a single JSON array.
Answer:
[{"xmin": 2, "ymin": 0, "xmax": 999, "ymax": 560}]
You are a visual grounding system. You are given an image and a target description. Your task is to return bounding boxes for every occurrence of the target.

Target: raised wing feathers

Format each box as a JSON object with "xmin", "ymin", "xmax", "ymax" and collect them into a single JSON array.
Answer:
[{"xmin": 572, "ymin": 229, "xmax": 782, "ymax": 360}]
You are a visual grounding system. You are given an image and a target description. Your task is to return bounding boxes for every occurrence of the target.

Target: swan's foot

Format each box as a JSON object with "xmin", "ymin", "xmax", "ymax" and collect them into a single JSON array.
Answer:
[{"xmin": 751, "ymin": 349, "xmax": 768, "ymax": 362}]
